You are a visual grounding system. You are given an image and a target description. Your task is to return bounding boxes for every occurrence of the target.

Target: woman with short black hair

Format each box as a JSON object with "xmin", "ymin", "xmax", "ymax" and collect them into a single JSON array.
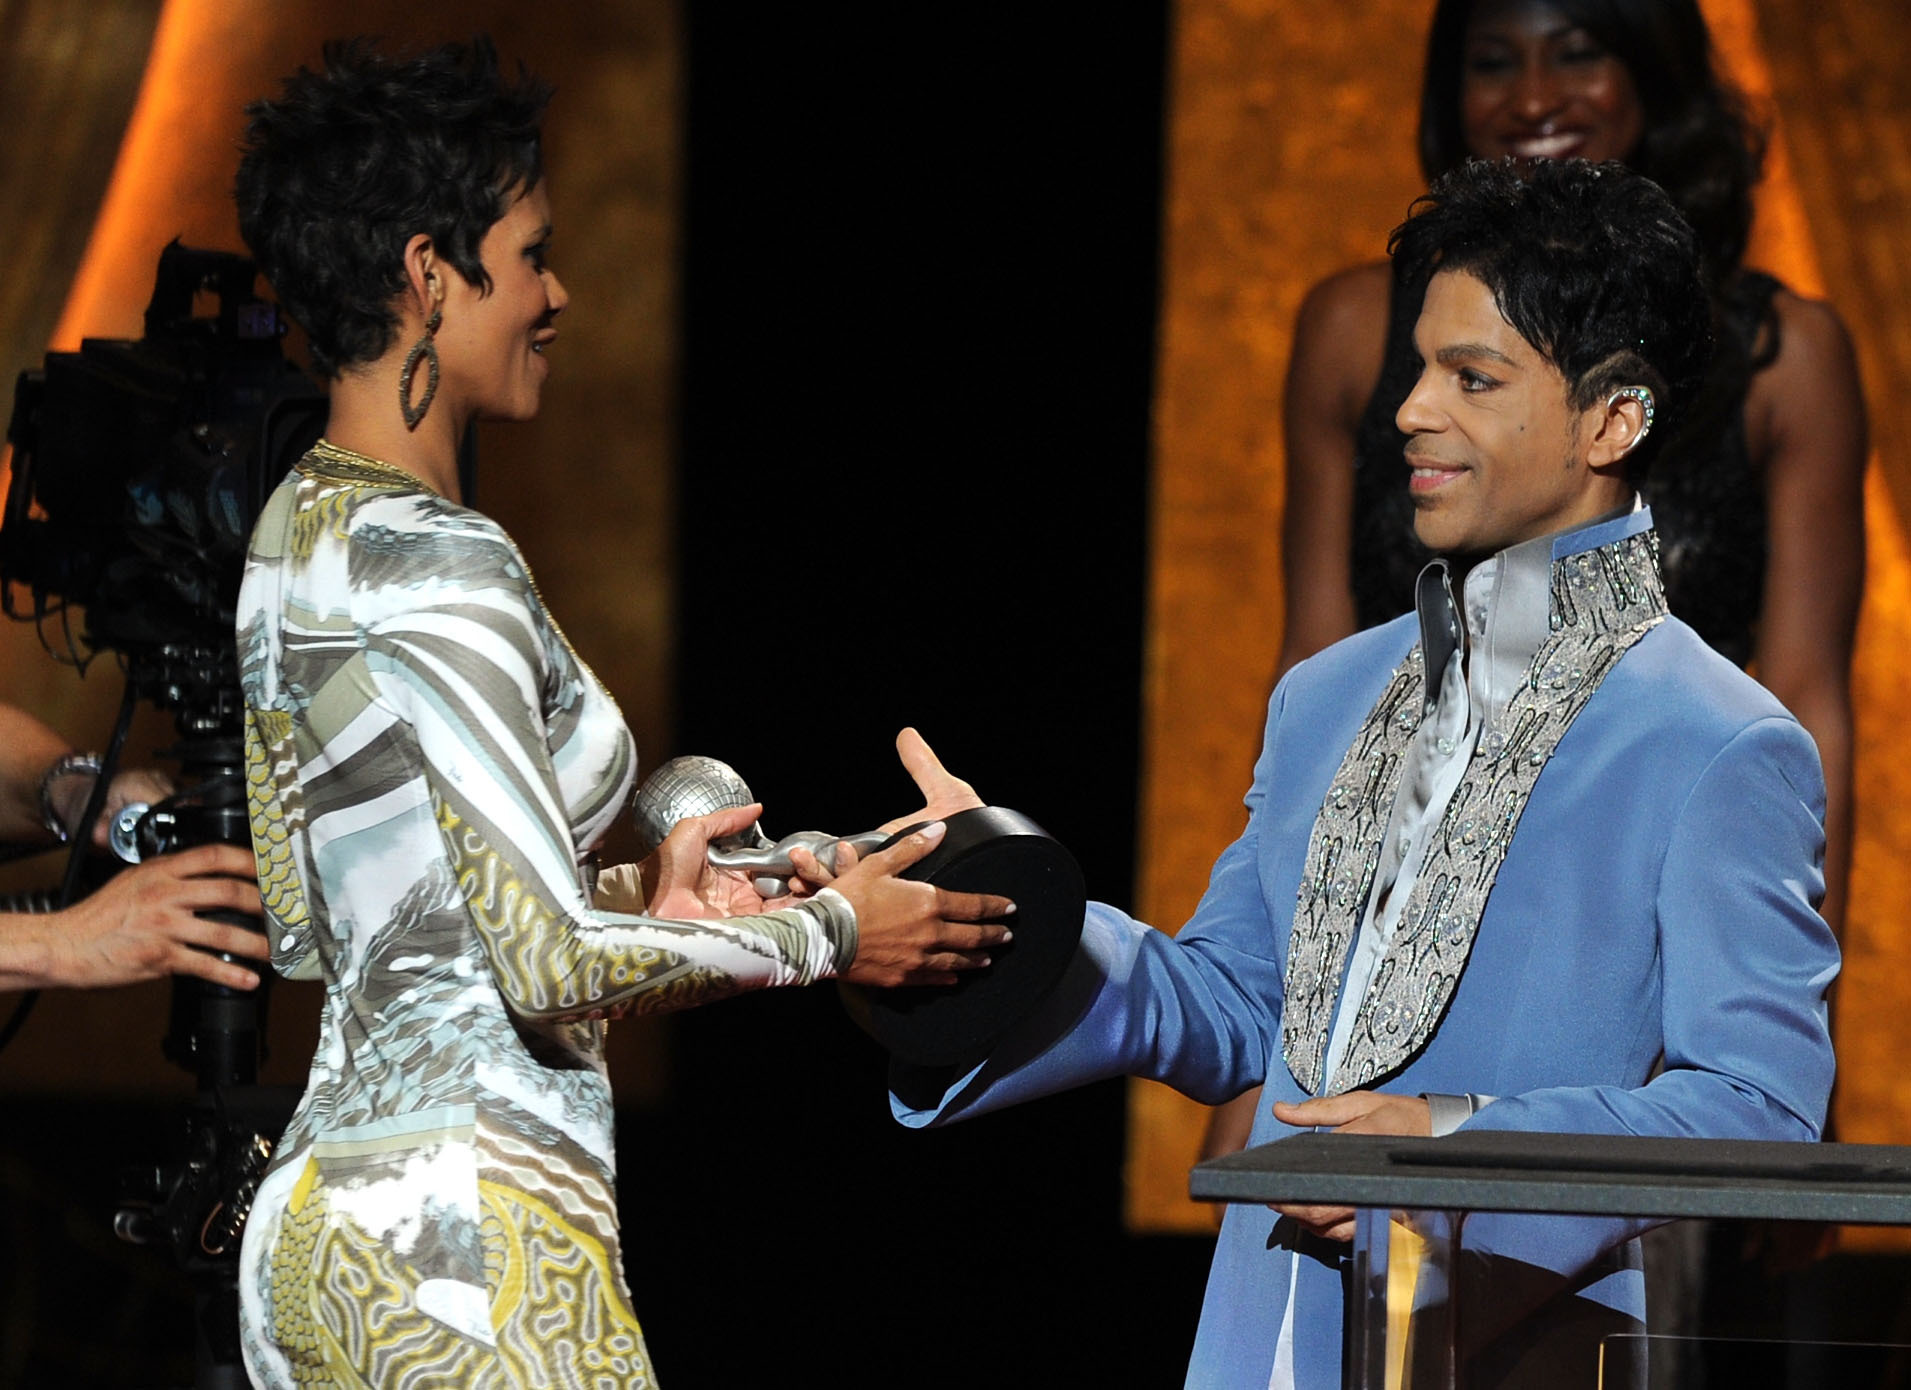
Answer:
[{"xmin": 232, "ymin": 38, "xmax": 1005, "ymax": 1387}]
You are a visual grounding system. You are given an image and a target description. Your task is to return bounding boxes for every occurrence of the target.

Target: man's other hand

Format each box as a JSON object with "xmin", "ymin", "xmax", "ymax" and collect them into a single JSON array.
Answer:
[{"xmin": 1265, "ymin": 1090, "xmax": 1433, "ymax": 1241}]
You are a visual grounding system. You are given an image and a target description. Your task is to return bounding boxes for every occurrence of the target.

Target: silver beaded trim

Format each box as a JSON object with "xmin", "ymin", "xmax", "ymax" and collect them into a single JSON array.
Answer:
[{"xmin": 1281, "ymin": 528, "xmax": 1667, "ymax": 1096}]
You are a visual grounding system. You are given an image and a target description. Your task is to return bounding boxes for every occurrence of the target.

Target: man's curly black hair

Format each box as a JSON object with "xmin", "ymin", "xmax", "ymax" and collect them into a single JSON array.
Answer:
[
  {"xmin": 1389, "ymin": 158, "xmax": 1713, "ymax": 482},
  {"xmin": 235, "ymin": 36, "xmax": 552, "ymax": 378}
]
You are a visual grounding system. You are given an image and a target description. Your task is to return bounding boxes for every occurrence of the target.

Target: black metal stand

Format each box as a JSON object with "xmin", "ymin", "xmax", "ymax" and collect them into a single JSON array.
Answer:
[
  {"xmin": 112, "ymin": 720, "xmax": 294, "ymax": 1388},
  {"xmin": 1192, "ymin": 1132, "xmax": 1911, "ymax": 1389}
]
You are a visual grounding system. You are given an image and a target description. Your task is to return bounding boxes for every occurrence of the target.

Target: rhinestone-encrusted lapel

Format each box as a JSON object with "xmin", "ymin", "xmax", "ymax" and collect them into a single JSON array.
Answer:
[{"xmin": 1281, "ymin": 519, "xmax": 1667, "ymax": 1095}]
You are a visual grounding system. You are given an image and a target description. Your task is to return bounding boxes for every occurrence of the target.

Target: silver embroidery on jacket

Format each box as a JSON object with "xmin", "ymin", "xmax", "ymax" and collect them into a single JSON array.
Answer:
[{"xmin": 1281, "ymin": 528, "xmax": 1668, "ymax": 1095}]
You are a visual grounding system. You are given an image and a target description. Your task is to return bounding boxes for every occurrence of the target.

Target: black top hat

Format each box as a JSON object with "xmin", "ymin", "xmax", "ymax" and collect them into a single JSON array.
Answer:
[{"xmin": 839, "ymin": 805, "xmax": 1085, "ymax": 1069}]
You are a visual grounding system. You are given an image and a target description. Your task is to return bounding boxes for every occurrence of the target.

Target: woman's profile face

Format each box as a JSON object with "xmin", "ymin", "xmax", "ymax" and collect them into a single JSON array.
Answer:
[
  {"xmin": 1457, "ymin": 0, "xmax": 1645, "ymax": 165},
  {"xmin": 435, "ymin": 181, "xmax": 569, "ymax": 423}
]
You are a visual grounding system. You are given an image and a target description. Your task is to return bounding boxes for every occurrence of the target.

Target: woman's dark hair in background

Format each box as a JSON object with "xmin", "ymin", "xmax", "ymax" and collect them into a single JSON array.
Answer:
[
  {"xmin": 1390, "ymin": 158, "xmax": 1712, "ymax": 483},
  {"xmin": 1418, "ymin": 0, "xmax": 1765, "ymax": 284},
  {"xmin": 235, "ymin": 36, "xmax": 552, "ymax": 377}
]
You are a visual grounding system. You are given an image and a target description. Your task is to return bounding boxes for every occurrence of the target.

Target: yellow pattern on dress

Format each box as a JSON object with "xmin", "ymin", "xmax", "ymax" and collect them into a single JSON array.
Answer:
[
  {"xmin": 245, "ymin": 706, "xmax": 309, "ymax": 931},
  {"xmin": 289, "ymin": 481, "xmax": 357, "ymax": 561},
  {"xmin": 434, "ymin": 791, "xmax": 672, "ymax": 1016},
  {"xmin": 265, "ymin": 1157, "xmax": 653, "ymax": 1388},
  {"xmin": 480, "ymin": 1181, "xmax": 652, "ymax": 1386}
]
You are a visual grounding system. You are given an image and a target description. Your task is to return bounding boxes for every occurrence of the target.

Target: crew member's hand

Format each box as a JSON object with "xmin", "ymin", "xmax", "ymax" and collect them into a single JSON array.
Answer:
[
  {"xmin": 794, "ymin": 821, "xmax": 1014, "ymax": 987},
  {"xmin": 18, "ymin": 844, "xmax": 266, "ymax": 991},
  {"xmin": 1267, "ymin": 1090, "xmax": 1433, "ymax": 1242},
  {"xmin": 877, "ymin": 728, "xmax": 985, "ymax": 833},
  {"xmin": 95, "ymin": 768, "xmax": 175, "ymax": 851},
  {"xmin": 40, "ymin": 762, "xmax": 175, "ymax": 852}
]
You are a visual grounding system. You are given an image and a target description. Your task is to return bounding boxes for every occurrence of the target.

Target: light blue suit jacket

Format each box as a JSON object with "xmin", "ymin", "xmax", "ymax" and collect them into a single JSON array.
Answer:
[{"xmin": 896, "ymin": 609, "xmax": 1838, "ymax": 1387}]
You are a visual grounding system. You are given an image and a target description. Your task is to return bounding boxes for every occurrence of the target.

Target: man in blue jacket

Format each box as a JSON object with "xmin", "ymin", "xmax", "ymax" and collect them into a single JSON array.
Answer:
[{"xmin": 891, "ymin": 159, "xmax": 1838, "ymax": 1387}]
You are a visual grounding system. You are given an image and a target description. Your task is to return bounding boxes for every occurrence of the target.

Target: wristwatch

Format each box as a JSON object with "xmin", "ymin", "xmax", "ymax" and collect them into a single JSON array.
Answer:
[{"xmin": 39, "ymin": 753, "xmax": 103, "ymax": 844}]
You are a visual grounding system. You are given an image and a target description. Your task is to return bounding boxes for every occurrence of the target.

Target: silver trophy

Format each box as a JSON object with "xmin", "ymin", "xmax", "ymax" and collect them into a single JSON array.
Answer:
[
  {"xmin": 631, "ymin": 755, "xmax": 889, "ymax": 898},
  {"xmin": 635, "ymin": 756, "xmax": 1086, "ymax": 1067}
]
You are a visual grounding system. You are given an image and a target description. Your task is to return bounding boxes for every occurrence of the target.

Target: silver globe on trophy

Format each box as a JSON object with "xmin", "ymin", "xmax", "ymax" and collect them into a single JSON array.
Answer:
[{"xmin": 630, "ymin": 755, "xmax": 893, "ymax": 899}]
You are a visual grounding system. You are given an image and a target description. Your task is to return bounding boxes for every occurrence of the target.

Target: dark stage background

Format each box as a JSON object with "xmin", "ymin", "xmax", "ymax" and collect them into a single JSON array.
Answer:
[
  {"xmin": 623, "ymin": 6, "xmax": 1214, "ymax": 1385},
  {"xmin": 0, "ymin": 8, "xmax": 1216, "ymax": 1385},
  {"xmin": 9, "ymin": 0, "xmax": 1911, "ymax": 1383}
]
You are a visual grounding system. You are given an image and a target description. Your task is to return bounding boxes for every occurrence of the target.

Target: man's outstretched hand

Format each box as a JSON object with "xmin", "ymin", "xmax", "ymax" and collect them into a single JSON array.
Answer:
[
  {"xmin": 790, "ymin": 820, "xmax": 1015, "ymax": 988},
  {"xmin": 878, "ymin": 728, "xmax": 984, "ymax": 834}
]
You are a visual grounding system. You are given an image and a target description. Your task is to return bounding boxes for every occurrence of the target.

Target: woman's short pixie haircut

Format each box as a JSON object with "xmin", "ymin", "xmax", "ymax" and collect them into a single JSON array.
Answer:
[
  {"xmin": 1390, "ymin": 158, "xmax": 1713, "ymax": 483},
  {"xmin": 235, "ymin": 37, "xmax": 552, "ymax": 378}
]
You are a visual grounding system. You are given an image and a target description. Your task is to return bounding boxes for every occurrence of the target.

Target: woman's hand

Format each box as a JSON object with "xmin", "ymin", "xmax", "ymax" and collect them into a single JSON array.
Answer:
[
  {"xmin": 644, "ymin": 803, "xmax": 781, "ymax": 919},
  {"xmin": 793, "ymin": 822, "xmax": 1014, "ymax": 987},
  {"xmin": 876, "ymin": 728, "xmax": 984, "ymax": 833}
]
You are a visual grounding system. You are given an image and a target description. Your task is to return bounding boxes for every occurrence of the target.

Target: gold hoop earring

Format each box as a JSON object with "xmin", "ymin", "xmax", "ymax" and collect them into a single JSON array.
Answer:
[{"xmin": 399, "ymin": 307, "xmax": 442, "ymax": 430}]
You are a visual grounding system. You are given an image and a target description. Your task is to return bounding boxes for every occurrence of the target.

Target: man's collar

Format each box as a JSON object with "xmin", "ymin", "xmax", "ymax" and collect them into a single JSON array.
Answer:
[
  {"xmin": 1413, "ymin": 500, "xmax": 1651, "ymax": 724},
  {"xmin": 1550, "ymin": 495, "xmax": 1652, "ymax": 561}
]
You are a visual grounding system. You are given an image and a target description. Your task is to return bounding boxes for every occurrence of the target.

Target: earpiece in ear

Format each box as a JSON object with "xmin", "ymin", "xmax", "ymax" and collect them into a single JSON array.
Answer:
[{"xmin": 1605, "ymin": 385, "xmax": 1656, "ymax": 454}]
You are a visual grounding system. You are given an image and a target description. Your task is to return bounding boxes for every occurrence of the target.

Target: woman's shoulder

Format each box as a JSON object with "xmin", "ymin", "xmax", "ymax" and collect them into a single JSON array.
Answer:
[
  {"xmin": 336, "ymin": 486, "xmax": 532, "ymax": 603},
  {"xmin": 343, "ymin": 481, "xmax": 504, "ymax": 538},
  {"xmin": 1295, "ymin": 260, "xmax": 1392, "ymax": 342},
  {"xmin": 1290, "ymin": 259, "xmax": 1393, "ymax": 423},
  {"xmin": 1740, "ymin": 273, "xmax": 1863, "ymax": 463},
  {"xmin": 1733, "ymin": 270, "xmax": 1856, "ymax": 376},
  {"xmin": 1765, "ymin": 283, "xmax": 1858, "ymax": 371}
]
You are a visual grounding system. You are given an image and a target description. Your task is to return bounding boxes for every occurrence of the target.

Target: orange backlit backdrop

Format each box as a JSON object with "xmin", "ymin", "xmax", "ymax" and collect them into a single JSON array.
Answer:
[
  {"xmin": 0, "ymin": 0, "xmax": 679, "ymax": 1099},
  {"xmin": 1130, "ymin": 0, "xmax": 1911, "ymax": 1238},
  {"xmin": 1, "ymin": 0, "xmax": 1906, "ymax": 1255}
]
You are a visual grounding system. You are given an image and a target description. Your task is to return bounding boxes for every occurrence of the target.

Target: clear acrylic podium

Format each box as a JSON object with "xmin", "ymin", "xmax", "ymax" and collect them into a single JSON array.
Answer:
[{"xmin": 1191, "ymin": 1130, "xmax": 1911, "ymax": 1389}]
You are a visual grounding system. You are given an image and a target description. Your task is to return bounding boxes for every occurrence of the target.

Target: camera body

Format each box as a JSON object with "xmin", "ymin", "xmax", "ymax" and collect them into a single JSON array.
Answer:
[{"xmin": 3, "ymin": 240, "xmax": 323, "ymax": 720}]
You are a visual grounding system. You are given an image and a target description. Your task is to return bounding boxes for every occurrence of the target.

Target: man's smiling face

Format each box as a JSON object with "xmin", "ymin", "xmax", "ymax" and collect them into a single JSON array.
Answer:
[{"xmin": 1397, "ymin": 267, "xmax": 1628, "ymax": 556}]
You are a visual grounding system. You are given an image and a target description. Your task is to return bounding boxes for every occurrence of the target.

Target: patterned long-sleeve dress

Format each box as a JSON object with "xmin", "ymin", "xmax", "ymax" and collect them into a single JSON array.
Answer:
[{"xmin": 236, "ymin": 440, "xmax": 857, "ymax": 1388}]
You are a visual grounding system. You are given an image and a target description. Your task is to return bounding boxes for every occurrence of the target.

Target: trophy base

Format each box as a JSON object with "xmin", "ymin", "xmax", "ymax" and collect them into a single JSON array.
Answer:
[{"xmin": 838, "ymin": 805, "xmax": 1085, "ymax": 1068}]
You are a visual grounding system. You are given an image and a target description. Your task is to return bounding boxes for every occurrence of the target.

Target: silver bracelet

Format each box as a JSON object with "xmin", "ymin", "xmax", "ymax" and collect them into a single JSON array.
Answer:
[{"xmin": 39, "ymin": 753, "xmax": 103, "ymax": 844}]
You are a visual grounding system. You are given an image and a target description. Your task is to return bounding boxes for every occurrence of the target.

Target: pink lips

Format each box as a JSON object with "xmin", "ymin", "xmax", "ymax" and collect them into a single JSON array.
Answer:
[{"xmin": 1406, "ymin": 454, "xmax": 1467, "ymax": 494}]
